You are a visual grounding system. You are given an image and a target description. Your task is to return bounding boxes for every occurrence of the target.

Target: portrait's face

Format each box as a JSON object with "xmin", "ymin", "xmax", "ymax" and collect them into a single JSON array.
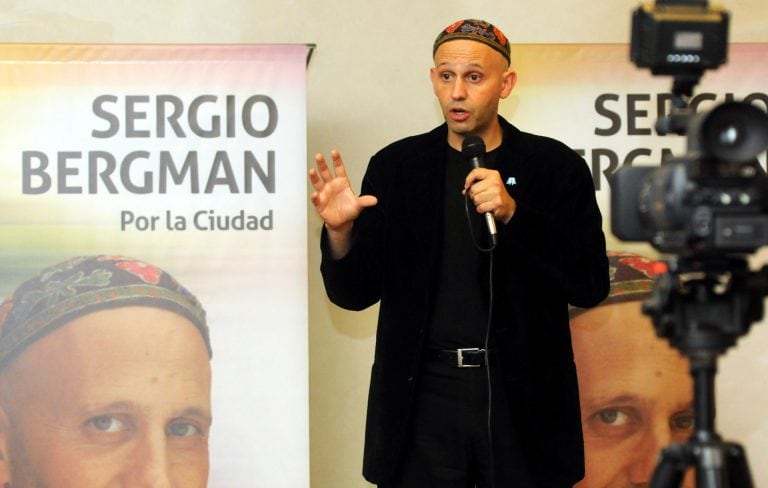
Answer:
[
  {"xmin": 430, "ymin": 39, "xmax": 516, "ymax": 148},
  {"xmin": 0, "ymin": 306, "xmax": 212, "ymax": 487},
  {"xmin": 571, "ymin": 301, "xmax": 694, "ymax": 488}
]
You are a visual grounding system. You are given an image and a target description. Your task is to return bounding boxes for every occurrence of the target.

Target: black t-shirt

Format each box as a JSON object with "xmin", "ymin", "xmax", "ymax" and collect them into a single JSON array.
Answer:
[{"xmin": 426, "ymin": 144, "xmax": 498, "ymax": 349}]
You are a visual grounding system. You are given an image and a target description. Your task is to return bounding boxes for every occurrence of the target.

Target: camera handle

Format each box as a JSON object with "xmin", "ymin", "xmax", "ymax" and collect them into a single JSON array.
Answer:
[
  {"xmin": 643, "ymin": 257, "xmax": 766, "ymax": 487},
  {"xmin": 655, "ymin": 72, "xmax": 702, "ymax": 136}
]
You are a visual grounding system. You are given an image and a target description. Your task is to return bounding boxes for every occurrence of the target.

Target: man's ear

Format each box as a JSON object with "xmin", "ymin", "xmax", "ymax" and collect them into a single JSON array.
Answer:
[
  {"xmin": 429, "ymin": 67, "xmax": 439, "ymax": 95},
  {"xmin": 500, "ymin": 69, "xmax": 517, "ymax": 99},
  {"xmin": 0, "ymin": 406, "xmax": 11, "ymax": 486}
]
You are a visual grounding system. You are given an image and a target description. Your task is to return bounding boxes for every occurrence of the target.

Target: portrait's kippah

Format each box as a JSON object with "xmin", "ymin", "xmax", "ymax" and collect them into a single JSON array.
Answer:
[
  {"xmin": 0, "ymin": 255, "xmax": 211, "ymax": 368},
  {"xmin": 569, "ymin": 251, "xmax": 667, "ymax": 318},
  {"xmin": 433, "ymin": 19, "xmax": 511, "ymax": 64}
]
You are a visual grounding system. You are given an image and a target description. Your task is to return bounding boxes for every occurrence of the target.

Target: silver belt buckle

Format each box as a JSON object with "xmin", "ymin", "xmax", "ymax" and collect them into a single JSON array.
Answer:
[{"xmin": 457, "ymin": 347, "xmax": 482, "ymax": 368}]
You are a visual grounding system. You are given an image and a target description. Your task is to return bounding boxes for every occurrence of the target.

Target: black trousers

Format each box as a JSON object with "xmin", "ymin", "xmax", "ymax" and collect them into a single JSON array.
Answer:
[{"xmin": 381, "ymin": 355, "xmax": 536, "ymax": 488}]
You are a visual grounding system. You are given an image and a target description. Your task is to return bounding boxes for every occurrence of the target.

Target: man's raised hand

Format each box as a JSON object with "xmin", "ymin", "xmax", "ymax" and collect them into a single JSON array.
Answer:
[{"xmin": 309, "ymin": 149, "xmax": 378, "ymax": 232}]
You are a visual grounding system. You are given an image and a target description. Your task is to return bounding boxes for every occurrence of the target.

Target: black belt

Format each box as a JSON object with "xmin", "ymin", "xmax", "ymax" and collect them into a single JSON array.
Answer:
[{"xmin": 425, "ymin": 347, "xmax": 491, "ymax": 368}]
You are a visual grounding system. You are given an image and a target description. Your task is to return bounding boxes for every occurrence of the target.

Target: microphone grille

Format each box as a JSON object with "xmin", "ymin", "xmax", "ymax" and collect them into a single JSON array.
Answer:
[{"xmin": 461, "ymin": 135, "xmax": 486, "ymax": 158}]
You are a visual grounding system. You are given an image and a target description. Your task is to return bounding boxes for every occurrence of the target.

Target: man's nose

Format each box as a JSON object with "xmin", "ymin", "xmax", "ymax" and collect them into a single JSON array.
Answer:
[
  {"xmin": 451, "ymin": 78, "xmax": 467, "ymax": 99},
  {"xmin": 628, "ymin": 422, "xmax": 674, "ymax": 484},
  {"xmin": 126, "ymin": 430, "xmax": 173, "ymax": 488}
]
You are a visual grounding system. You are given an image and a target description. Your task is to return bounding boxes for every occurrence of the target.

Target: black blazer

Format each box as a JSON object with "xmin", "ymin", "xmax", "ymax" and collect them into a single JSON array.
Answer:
[{"xmin": 321, "ymin": 117, "xmax": 609, "ymax": 485}]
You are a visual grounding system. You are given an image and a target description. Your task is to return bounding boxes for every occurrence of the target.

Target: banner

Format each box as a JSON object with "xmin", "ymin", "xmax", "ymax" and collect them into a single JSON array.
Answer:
[
  {"xmin": 506, "ymin": 44, "xmax": 768, "ymax": 486},
  {"xmin": 0, "ymin": 44, "xmax": 310, "ymax": 487}
]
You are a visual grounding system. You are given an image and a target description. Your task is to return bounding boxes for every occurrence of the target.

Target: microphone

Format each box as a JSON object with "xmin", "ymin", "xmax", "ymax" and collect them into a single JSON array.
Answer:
[{"xmin": 461, "ymin": 135, "xmax": 498, "ymax": 243}]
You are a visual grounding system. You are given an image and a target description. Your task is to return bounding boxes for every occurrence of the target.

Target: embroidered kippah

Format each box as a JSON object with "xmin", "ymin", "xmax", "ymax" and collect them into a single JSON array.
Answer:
[
  {"xmin": 433, "ymin": 19, "xmax": 511, "ymax": 64},
  {"xmin": 570, "ymin": 251, "xmax": 666, "ymax": 318},
  {"xmin": 0, "ymin": 255, "xmax": 211, "ymax": 367}
]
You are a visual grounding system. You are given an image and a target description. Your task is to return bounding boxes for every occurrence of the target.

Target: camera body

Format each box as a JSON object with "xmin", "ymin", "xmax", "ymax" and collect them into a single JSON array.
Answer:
[
  {"xmin": 612, "ymin": 158, "xmax": 768, "ymax": 254},
  {"xmin": 612, "ymin": 101, "xmax": 768, "ymax": 254}
]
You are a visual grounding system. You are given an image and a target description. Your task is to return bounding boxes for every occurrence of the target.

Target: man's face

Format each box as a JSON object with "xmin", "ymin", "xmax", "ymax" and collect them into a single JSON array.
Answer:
[
  {"xmin": 0, "ymin": 306, "xmax": 212, "ymax": 487},
  {"xmin": 571, "ymin": 301, "xmax": 694, "ymax": 488},
  {"xmin": 430, "ymin": 39, "xmax": 516, "ymax": 148}
]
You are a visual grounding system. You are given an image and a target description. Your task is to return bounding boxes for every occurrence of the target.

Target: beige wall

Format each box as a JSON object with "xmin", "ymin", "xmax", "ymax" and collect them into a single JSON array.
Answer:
[{"xmin": 1, "ymin": 1, "xmax": 766, "ymax": 486}]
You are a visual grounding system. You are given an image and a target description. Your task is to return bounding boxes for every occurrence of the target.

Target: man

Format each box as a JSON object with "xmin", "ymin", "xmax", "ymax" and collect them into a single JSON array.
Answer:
[
  {"xmin": 0, "ymin": 255, "xmax": 212, "ymax": 487},
  {"xmin": 570, "ymin": 251, "xmax": 694, "ymax": 488},
  {"xmin": 309, "ymin": 19, "xmax": 609, "ymax": 487}
]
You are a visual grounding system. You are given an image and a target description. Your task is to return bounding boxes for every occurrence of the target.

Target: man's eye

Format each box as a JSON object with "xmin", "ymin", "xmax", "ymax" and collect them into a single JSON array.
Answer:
[
  {"xmin": 595, "ymin": 408, "xmax": 630, "ymax": 426},
  {"xmin": 88, "ymin": 415, "xmax": 127, "ymax": 433},
  {"xmin": 670, "ymin": 410, "xmax": 695, "ymax": 431},
  {"xmin": 585, "ymin": 407, "xmax": 641, "ymax": 439},
  {"xmin": 167, "ymin": 421, "xmax": 203, "ymax": 437},
  {"xmin": 469, "ymin": 73, "xmax": 481, "ymax": 81}
]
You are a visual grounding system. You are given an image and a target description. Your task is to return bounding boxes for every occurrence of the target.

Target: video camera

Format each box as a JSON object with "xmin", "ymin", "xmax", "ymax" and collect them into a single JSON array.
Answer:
[
  {"xmin": 611, "ymin": 2, "xmax": 768, "ymax": 485},
  {"xmin": 611, "ymin": 0, "xmax": 768, "ymax": 256}
]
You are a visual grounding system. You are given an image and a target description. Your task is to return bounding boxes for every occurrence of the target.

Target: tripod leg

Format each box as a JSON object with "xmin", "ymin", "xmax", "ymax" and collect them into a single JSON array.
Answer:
[
  {"xmin": 692, "ymin": 442, "xmax": 755, "ymax": 488},
  {"xmin": 696, "ymin": 444, "xmax": 728, "ymax": 488},
  {"xmin": 725, "ymin": 443, "xmax": 753, "ymax": 488},
  {"xmin": 651, "ymin": 444, "xmax": 689, "ymax": 488}
]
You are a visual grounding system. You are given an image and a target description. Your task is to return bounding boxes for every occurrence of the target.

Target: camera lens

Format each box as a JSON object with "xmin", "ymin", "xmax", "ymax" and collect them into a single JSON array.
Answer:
[
  {"xmin": 718, "ymin": 124, "xmax": 742, "ymax": 147},
  {"xmin": 699, "ymin": 102, "xmax": 768, "ymax": 162}
]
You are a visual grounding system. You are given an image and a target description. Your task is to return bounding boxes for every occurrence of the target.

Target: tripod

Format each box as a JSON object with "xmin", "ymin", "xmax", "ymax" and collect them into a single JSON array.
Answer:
[{"xmin": 642, "ymin": 256, "xmax": 763, "ymax": 488}]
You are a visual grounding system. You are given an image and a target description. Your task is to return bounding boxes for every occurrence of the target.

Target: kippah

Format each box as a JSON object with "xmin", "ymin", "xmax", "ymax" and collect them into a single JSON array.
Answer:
[
  {"xmin": 570, "ymin": 251, "xmax": 665, "ymax": 318},
  {"xmin": 0, "ymin": 255, "xmax": 211, "ymax": 368},
  {"xmin": 433, "ymin": 19, "xmax": 511, "ymax": 64}
]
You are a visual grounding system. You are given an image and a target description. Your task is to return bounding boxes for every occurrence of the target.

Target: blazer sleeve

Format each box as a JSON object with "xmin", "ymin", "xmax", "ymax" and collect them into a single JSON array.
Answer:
[{"xmin": 319, "ymin": 155, "xmax": 388, "ymax": 312}]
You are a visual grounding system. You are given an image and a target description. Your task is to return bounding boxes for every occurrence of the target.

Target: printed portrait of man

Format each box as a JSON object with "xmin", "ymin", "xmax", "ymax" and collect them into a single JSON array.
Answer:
[
  {"xmin": 571, "ymin": 251, "xmax": 695, "ymax": 487},
  {"xmin": 0, "ymin": 255, "xmax": 212, "ymax": 487}
]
